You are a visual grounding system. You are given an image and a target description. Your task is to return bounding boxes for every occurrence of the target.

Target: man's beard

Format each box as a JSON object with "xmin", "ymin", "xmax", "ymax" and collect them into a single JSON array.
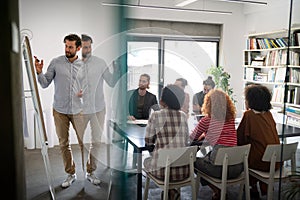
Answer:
[
  {"xmin": 139, "ymin": 86, "xmax": 147, "ymax": 90},
  {"xmin": 82, "ymin": 52, "xmax": 91, "ymax": 59},
  {"xmin": 66, "ymin": 51, "xmax": 76, "ymax": 58}
]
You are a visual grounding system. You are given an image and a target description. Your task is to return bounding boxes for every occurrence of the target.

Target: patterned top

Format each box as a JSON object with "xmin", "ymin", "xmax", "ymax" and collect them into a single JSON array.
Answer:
[
  {"xmin": 190, "ymin": 116, "xmax": 237, "ymax": 146},
  {"xmin": 144, "ymin": 108, "xmax": 189, "ymax": 181}
]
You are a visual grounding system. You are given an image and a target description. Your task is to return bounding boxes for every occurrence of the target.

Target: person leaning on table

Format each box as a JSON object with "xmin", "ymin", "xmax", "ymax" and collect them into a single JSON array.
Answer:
[
  {"xmin": 237, "ymin": 84, "xmax": 280, "ymax": 199},
  {"xmin": 144, "ymin": 84, "xmax": 189, "ymax": 200},
  {"xmin": 190, "ymin": 89, "xmax": 243, "ymax": 200}
]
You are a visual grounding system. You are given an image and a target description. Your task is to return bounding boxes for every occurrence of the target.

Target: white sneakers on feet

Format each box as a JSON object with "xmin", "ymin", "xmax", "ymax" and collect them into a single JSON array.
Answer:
[
  {"xmin": 61, "ymin": 174, "xmax": 77, "ymax": 188},
  {"xmin": 86, "ymin": 172, "xmax": 101, "ymax": 185}
]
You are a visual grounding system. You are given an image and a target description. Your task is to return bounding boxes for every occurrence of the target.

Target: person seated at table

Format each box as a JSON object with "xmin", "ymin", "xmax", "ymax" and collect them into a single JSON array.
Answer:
[
  {"xmin": 143, "ymin": 84, "xmax": 189, "ymax": 200},
  {"xmin": 192, "ymin": 76, "xmax": 215, "ymax": 115},
  {"xmin": 190, "ymin": 89, "xmax": 242, "ymax": 200},
  {"xmin": 127, "ymin": 73, "xmax": 159, "ymax": 121},
  {"xmin": 174, "ymin": 77, "xmax": 190, "ymax": 117},
  {"xmin": 237, "ymin": 84, "xmax": 280, "ymax": 199}
]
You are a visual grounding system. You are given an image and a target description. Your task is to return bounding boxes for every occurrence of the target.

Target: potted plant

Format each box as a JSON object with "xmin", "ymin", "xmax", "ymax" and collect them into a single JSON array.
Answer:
[{"xmin": 206, "ymin": 65, "xmax": 236, "ymax": 103}]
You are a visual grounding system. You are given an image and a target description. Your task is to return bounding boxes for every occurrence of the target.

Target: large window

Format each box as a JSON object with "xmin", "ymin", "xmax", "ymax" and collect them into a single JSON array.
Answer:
[
  {"xmin": 164, "ymin": 39, "xmax": 218, "ymax": 95},
  {"xmin": 127, "ymin": 35, "xmax": 219, "ymax": 99}
]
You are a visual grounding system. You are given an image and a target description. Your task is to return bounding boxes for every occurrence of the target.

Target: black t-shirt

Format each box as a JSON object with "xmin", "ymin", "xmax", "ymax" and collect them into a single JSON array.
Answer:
[{"xmin": 192, "ymin": 91, "xmax": 205, "ymax": 113}]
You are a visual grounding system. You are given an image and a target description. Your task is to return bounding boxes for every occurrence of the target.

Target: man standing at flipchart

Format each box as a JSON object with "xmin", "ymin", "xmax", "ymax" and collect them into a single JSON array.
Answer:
[{"xmin": 34, "ymin": 33, "xmax": 84, "ymax": 188}]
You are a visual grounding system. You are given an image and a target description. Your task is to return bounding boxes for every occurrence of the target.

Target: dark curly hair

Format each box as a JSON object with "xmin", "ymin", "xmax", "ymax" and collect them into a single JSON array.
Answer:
[
  {"xmin": 64, "ymin": 34, "xmax": 81, "ymax": 48},
  {"xmin": 203, "ymin": 76, "xmax": 215, "ymax": 88},
  {"xmin": 244, "ymin": 84, "xmax": 272, "ymax": 112},
  {"xmin": 161, "ymin": 85, "xmax": 185, "ymax": 110}
]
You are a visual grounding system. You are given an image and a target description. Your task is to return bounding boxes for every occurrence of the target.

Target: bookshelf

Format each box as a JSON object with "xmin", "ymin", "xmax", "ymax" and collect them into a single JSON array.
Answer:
[{"xmin": 244, "ymin": 27, "xmax": 300, "ymax": 127}]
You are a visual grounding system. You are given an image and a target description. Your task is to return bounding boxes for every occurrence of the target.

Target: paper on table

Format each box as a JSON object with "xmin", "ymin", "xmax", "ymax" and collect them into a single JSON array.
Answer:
[{"xmin": 127, "ymin": 119, "xmax": 148, "ymax": 125}]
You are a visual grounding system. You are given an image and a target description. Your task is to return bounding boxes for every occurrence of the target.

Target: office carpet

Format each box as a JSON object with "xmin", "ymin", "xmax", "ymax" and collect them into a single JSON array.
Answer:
[{"xmin": 24, "ymin": 143, "xmax": 291, "ymax": 200}]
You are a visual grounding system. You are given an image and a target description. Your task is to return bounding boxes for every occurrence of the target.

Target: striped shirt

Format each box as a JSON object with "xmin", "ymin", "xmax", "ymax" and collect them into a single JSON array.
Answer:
[
  {"xmin": 144, "ymin": 108, "xmax": 189, "ymax": 181},
  {"xmin": 190, "ymin": 116, "xmax": 237, "ymax": 146}
]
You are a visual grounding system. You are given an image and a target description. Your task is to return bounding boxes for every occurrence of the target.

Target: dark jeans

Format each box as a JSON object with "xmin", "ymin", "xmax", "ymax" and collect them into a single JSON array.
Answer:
[{"xmin": 194, "ymin": 145, "xmax": 244, "ymax": 186}]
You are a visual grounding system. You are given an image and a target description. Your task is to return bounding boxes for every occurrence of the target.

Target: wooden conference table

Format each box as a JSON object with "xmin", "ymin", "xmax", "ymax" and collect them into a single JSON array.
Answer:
[{"xmin": 109, "ymin": 120, "xmax": 300, "ymax": 200}]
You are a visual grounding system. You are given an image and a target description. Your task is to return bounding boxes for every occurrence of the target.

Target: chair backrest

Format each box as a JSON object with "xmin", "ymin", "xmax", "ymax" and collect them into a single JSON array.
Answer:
[
  {"xmin": 156, "ymin": 146, "xmax": 198, "ymax": 167},
  {"xmin": 214, "ymin": 144, "xmax": 251, "ymax": 166},
  {"xmin": 262, "ymin": 142, "xmax": 298, "ymax": 163}
]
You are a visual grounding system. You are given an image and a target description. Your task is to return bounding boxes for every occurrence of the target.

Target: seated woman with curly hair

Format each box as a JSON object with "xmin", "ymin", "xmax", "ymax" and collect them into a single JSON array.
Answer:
[
  {"xmin": 190, "ymin": 89, "xmax": 242, "ymax": 200},
  {"xmin": 237, "ymin": 84, "xmax": 280, "ymax": 199}
]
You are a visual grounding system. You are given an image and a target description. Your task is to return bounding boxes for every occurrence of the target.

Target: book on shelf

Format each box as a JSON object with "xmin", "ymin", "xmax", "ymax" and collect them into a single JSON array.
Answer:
[
  {"xmin": 251, "ymin": 60, "xmax": 264, "ymax": 66},
  {"xmin": 290, "ymin": 68, "xmax": 300, "ymax": 83},
  {"xmin": 293, "ymin": 30, "xmax": 300, "ymax": 46},
  {"xmin": 286, "ymin": 106, "xmax": 300, "ymax": 115},
  {"xmin": 248, "ymin": 38, "xmax": 258, "ymax": 49},
  {"xmin": 269, "ymin": 38, "xmax": 280, "ymax": 48},
  {"xmin": 279, "ymin": 37, "xmax": 288, "ymax": 47},
  {"xmin": 271, "ymin": 85, "xmax": 285, "ymax": 103},
  {"xmin": 287, "ymin": 89, "xmax": 295, "ymax": 104},
  {"xmin": 245, "ymin": 68, "xmax": 254, "ymax": 80},
  {"xmin": 251, "ymin": 55, "xmax": 265, "ymax": 67},
  {"xmin": 268, "ymin": 69, "xmax": 275, "ymax": 82},
  {"xmin": 294, "ymin": 87, "xmax": 300, "ymax": 104},
  {"xmin": 274, "ymin": 67, "xmax": 287, "ymax": 82},
  {"xmin": 286, "ymin": 108, "xmax": 300, "ymax": 128},
  {"xmin": 256, "ymin": 38, "xmax": 265, "ymax": 49},
  {"xmin": 265, "ymin": 50, "xmax": 286, "ymax": 66},
  {"xmin": 286, "ymin": 116, "xmax": 300, "ymax": 128},
  {"xmin": 256, "ymin": 73, "xmax": 268, "ymax": 82}
]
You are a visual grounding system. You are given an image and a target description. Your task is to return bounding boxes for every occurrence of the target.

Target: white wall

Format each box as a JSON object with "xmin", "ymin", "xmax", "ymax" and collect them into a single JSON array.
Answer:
[{"xmin": 19, "ymin": 0, "xmax": 121, "ymax": 147}]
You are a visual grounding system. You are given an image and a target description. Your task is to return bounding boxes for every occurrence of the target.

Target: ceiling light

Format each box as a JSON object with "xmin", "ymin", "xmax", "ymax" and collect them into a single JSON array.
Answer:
[
  {"xmin": 175, "ymin": 0, "xmax": 198, "ymax": 7},
  {"xmin": 215, "ymin": 0, "xmax": 267, "ymax": 5},
  {"xmin": 102, "ymin": 2, "xmax": 232, "ymax": 15}
]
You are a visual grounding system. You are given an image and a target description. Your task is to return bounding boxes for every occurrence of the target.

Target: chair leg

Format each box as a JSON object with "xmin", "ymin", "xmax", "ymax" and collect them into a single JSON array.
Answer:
[
  {"xmin": 220, "ymin": 189, "xmax": 226, "ymax": 200},
  {"xmin": 195, "ymin": 173, "xmax": 200, "ymax": 198},
  {"xmin": 244, "ymin": 180, "xmax": 250, "ymax": 200},
  {"xmin": 192, "ymin": 184, "xmax": 196, "ymax": 200},
  {"xmin": 266, "ymin": 183, "xmax": 274, "ymax": 200},
  {"xmin": 143, "ymin": 176, "xmax": 150, "ymax": 200},
  {"xmin": 238, "ymin": 184, "xmax": 243, "ymax": 200},
  {"xmin": 163, "ymin": 189, "xmax": 168, "ymax": 200}
]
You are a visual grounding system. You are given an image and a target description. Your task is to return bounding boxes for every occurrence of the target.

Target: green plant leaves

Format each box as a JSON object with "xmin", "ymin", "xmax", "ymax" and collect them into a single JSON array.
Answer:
[{"xmin": 206, "ymin": 65, "xmax": 236, "ymax": 103}]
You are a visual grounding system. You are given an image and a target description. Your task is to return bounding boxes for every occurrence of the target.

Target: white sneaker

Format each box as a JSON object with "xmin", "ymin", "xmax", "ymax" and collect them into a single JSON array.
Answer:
[
  {"xmin": 86, "ymin": 172, "xmax": 101, "ymax": 185},
  {"xmin": 61, "ymin": 174, "xmax": 76, "ymax": 188}
]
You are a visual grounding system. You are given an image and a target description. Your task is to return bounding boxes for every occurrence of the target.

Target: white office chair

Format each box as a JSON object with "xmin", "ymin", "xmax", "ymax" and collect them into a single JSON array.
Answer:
[
  {"xmin": 195, "ymin": 144, "xmax": 251, "ymax": 200},
  {"xmin": 143, "ymin": 146, "xmax": 198, "ymax": 200},
  {"xmin": 249, "ymin": 142, "xmax": 298, "ymax": 200}
]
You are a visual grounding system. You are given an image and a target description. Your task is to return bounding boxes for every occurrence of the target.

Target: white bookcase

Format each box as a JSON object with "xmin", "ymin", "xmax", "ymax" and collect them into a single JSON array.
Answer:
[{"xmin": 244, "ymin": 27, "xmax": 300, "ymax": 127}]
